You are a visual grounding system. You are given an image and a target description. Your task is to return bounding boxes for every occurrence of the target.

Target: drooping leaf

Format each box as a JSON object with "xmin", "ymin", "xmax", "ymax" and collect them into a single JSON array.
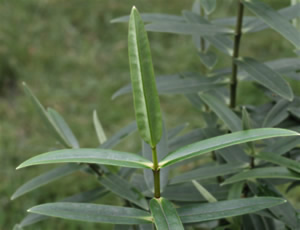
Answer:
[
  {"xmin": 222, "ymin": 167, "xmax": 300, "ymax": 185},
  {"xmin": 262, "ymin": 99, "xmax": 290, "ymax": 127},
  {"xmin": 19, "ymin": 187, "xmax": 108, "ymax": 227},
  {"xmin": 235, "ymin": 57, "xmax": 294, "ymax": 101},
  {"xmin": 111, "ymin": 13, "xmax": 184, "ymax": 24},
  {"xmin": 192, "ymin": 180, "xmax": 217, "ymax": 203},
  {"xmin": 200, "ymin": 91, "xmax": 242, "ymax": 132},
  {"xmin": 146, "ymin": 22, "xmax": 233, "ymax": 36},
  {"xmin": 112, "ymin": 73, "xmax": 227, "ymax": 99},
  {"xmin": 242, "ymin": 0, "xmax": 300, "ymax": 48},
  {"xmin": 28, "ymin": 203, "xmax": 152, "ymax": 225},
  {"xmin": 160, "ymin": 128, "xmax": 298, "ymax": 168},
  {"xmin": 99, "ymin": 174, "xmax": 148, "ymax": 210},
  {"xmin": 93, "ymin": 110, "xmax": 107, "ymax": 145},
  {"xmin": 128, "ymin": 7, "xmax": 162, "ymax": 147},
  {"xmin": 170, "ymin": 163, "xmax": 246, "ymax": 184},
  {"xmin": 150, "ymin": 198, "xmax": 184, "ymax": 230},
  {"xmin": 178, "ymin": 197, "xmax": 286, "ymax": 223},
  {"xmin": 47, "ymin": 108, "xmax": 79, "ymax": 148},
  {"xmin": 17, "ymin": 148, "xmax": 153, "ymax": 169},
  {"xmin": 143, "ymin": 121, "xmax": 169, "ymax": 193},
  {"xmin": 22, "ymin": 82, "xmax": 71, "ymax": 148},
  {"xmin": 256, "ymin": 152, "xmax": 300, "ymax": 173},
  {"xmin": 11, "ymin": 164, "xmax": 82, "ymax": 200}
]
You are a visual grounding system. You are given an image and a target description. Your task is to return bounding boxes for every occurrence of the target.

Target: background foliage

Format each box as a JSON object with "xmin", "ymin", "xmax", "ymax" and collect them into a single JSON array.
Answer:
[{"xmin": 1, "ymin": 0, "xmax": 299, "ymax": 229}]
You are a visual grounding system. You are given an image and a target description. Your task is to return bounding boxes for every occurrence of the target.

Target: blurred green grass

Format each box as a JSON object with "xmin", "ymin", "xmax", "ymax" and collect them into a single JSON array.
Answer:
[{"xmin": 0, "ymin": 0, "xmax": 298, "ymax": 229}]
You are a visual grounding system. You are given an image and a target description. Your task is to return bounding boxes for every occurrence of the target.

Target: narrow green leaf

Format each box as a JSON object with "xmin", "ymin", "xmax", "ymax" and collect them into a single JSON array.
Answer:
[
  {"xmin": 28, "ymin": 203, "xmax": 152, "ymax": 225},
  {"xmin": 22, "ymin": 82, "xmax": 71, "ymax": 148},
  {"xmin": 93, "ymin": 110, "xmax": 107, "ymax": 145},
  {"xmin": 111, "ymin": 13, "xmax": 184, "ymax": 24},
  {"xmin": 150, "ymin": 198, "xmax": 184, "ymax": 230},
  {"xmin": 19, "ymin": 187, "xmax": 108, "ymax": 227},
  {"xmin": 11, "ymin": 164, "xmax": 81, "ymax": 200},
  {"xmin": 222, "ymin": 167, "xmax": 300, "ymax": 185},
  {"xmin": 99, "ymin": 174, "xmax": 148, "ymax": 210},
  {"xmin": 160, "ymin": 128, "xmax": 299, "ymax": 168},
  {"xmin": 47, "ymin": 108, "xmax": 79, "ymax": 148},
  {"xmin": 162, "ymin": 182, "xmax": 228, "ymax": 202},
  {"xmin": 242, "ymin": 107, "xmax": 255, "ymax": 153},
  {"xmin": 243, "ymin": 0, "xmax": 300, "ymax": 48},
  {"xmin": 178, "ymin": 197, "xmax": 286, "ymax": 223},
  {"xmin": 146, "ymin": 22, "xmax": 234, "ymax": 36},
  {"xmin": 198, "ymin": 51, "xmax": 218, "ymax": 69},
  {"xmin": 228, "ymin": 182, "xmax": 244, "ymax": 200},
  {"xmin": 17, "ymin": 148, "xmax": 153, "ymax": 169},
  {"xmin": 170, "ymin": 163, "xmax": 246, "ymax": 184},
  {"xmin": 256, "ymin": 152, "xmax": 300, "ymax": 173},
  {"xmin": 235, "ymin": 57, "xmax": 294, "ymax": 101},
  {"xmin": 192, "ymin": 180, "xmax": 217, "ymax": 203},
  {"xmin": 243, "ymin": 3, "xmax": 300, "ymax": 33},
  {"xmin": 113, "ymin": 73, "xmax": 227, "ymax": 99},
  {"xmin": 262, "ymin": 99, "xmax": 290, "ymax": 127},
  {"xmin": 200, "ymin": 0, "xmax": 216, "ymax": 15},
  {"xmin": 128, "ymin": 7, "xmax": 162, "ymax": 147},
  {"xmin": 200, "ymin": 91, "xmax": 242, "ymax": 132},
  {"xmin": 101, "ymin": 121, "xmax": 137, "ymax": 149}
]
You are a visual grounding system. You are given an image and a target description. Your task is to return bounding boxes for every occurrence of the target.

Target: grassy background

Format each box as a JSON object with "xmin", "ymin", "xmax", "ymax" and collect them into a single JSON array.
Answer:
[{"xmin": 0, "ymin": 0, "xmax": 298, "ymax": 229}]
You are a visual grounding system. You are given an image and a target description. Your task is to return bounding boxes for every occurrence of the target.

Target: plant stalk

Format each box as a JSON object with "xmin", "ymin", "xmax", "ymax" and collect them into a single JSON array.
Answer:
[
  {"xmin": 152, "ymin": 147, "xmax": 160, "ymax": 198},
  {"xmin": 230, "ymin": 0, "xmax": 244, "ymax": 108}
]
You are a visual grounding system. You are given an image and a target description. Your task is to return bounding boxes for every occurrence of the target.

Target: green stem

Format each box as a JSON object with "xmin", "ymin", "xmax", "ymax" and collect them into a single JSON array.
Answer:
[
  {"xmin": 152, "ymin": 147, "xmax": 160, "ymax": 198},
  {"xmin": 230, "ymin": 0, "xmax": 244, "ymax": 108}
]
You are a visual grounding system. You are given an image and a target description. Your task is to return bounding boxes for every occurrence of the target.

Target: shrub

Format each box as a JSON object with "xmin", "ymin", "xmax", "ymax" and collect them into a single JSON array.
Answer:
[{"xmin": 13, "ymin": 1, "xmax": 300, "ymax": 229}]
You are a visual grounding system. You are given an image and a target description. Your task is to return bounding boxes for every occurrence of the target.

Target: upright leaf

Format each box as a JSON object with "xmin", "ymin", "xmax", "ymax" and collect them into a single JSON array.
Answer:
[
  {"xmin": 22, "ymin": 82, "xmax": 71, "ymax": 148},
  {"xmin": 243, "ymin": 0, "xmax": 300, "ymax": 48},
  {"xmin": 93, "ymin": 110, "xmax": 107, "ymax": 145},
  {"xmin": 47, "ymin": 108, "xmax": 79, "ymax": 148},
  {"xmin": 200, "ymin": 91, "xmax": 242, "ymax": 132},
  {"xmin": 160, "ymin": 128, "xmax": 299, "ymax": 168},
  {"xmin": 150, "ymin": 198, "xmax": 184, "ymax": 230},
  {"xmin": 235, "ymin": 57, "xmax": 294, "ymax": 101},
  {"xmin": 17, "ymin": 148, "xmax": 153, "ymax": 169},
  {"xmin": 200, "ymin": 0, "xmax": 217, "ymax": 15},
  {"xmin": 262, "ymin": 99, "xmax": 290, "ymax": 127},
  {"xmin": 128, "ymin": 7, "xmax": 162, "ymax": 147},
  {"xmin": 28, "ymin": 203, "xmax": 152, "ymax": 225}
]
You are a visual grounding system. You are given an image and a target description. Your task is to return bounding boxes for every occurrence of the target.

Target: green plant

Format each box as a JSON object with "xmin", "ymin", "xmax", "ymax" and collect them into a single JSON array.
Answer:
[{"xmin": 13, "ymin": 1, "xmax": 300, "ymax": 229}]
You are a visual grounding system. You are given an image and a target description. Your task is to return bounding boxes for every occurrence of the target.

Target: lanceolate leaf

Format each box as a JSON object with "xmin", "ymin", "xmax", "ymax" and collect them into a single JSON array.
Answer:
[
  {"xmin": 128, "ymin": 7, "xmax": 162, "ymax": 147},
  {"xmin": 200, "ymin": 0, "xmax": 217, "ymax": 15},
  {"xmin": 150, "ymin": 198, "xmax": 184, "ymax": 230},
  {"xmin": 192, "ymin": 180, "xmax": 217, "ymax": 203},
  {"xmin": 200, "ymin": 91, "xmax": 242, "ymax": 132},
  {"xmin": 17, "ymin": 148, "xmax": 153, "ymax": 169},
  {"xmin": 99, "ymin": 174, "xmax": 148, "ymax": 210},
  {"xmin": 235, "ymin": 57, "xmax": 293, "ymax": 101},
  {"xmin": 112, "ymin": 73, "xmax": 227, "ymax": 99},
  {"xmin": 262, "ymin": 99, "xmax": 290, "ymax": 127},
  {"xmin": 222, "ymin": 167, "xmax": 300, "ymax": 185},
  {"xmin": 22, "ymin": 82, "xmax": 71, "ymax": 148},
  {"xmin": 28, "ymin": 203, "xmax": 152, "ymax": 225},
  {"xmin": 19, "ymin": 187, "xmax": 108, "ymax": 227},
  {"xmin": 178, "ymin": 197, "xmax": 286, "ymax": 223},
  {"xmin": 159, "ymin": 128, "xmax": 299, "ymax": 168},
  {"xmin": 11, "ymin": 164, "xmax": 82, "ymax": 200},
  {"xmin": 170, "ymin": 163, "xmax": 245, "ymax": 184},
  {"xmin": 256, "ymin": 152, "xmax": 300, "ymax": 173},
  {"xmin": 93, "ymin": 110, "xmax": 107, "ymax": 145},
  {"xmin": 243, "ymin": 0, "xmax": 300, "ymax": 48},
  {"xmin": 146, "ymin": 22, "xmax": 233, "ymax": 36}
]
